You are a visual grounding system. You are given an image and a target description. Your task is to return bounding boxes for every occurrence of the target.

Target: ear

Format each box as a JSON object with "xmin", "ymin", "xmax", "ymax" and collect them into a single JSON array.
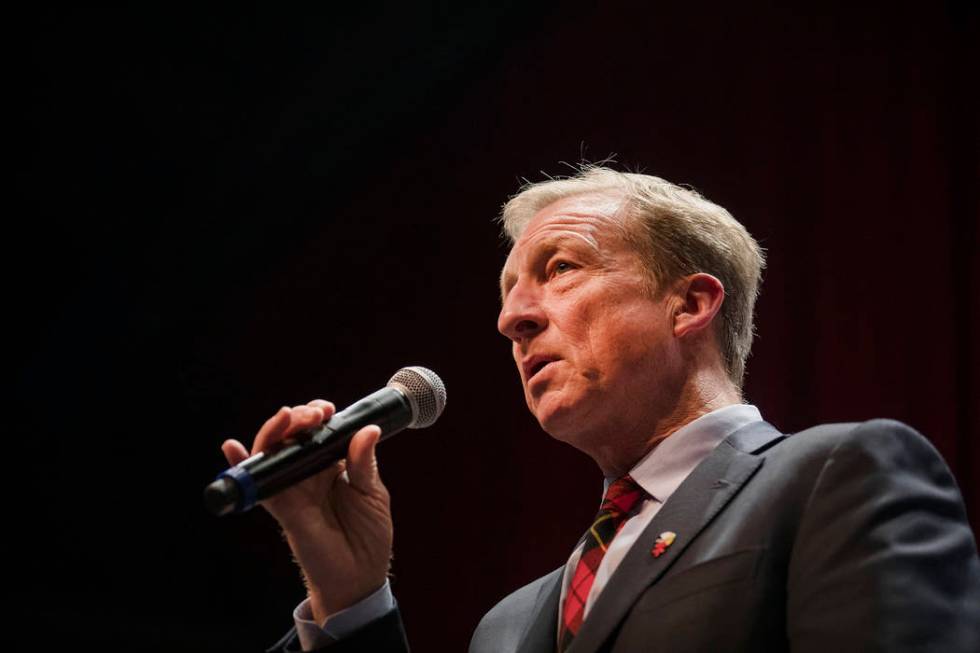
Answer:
[{"xmin": 672, "ymin": 273, "xmax": 725, "ymax": 338}]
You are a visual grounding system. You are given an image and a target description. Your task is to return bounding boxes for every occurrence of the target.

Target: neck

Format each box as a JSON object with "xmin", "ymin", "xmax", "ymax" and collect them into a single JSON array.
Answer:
[{"xmin": 590, "ymin": 368, "xmax": 741, "ymax": 477}]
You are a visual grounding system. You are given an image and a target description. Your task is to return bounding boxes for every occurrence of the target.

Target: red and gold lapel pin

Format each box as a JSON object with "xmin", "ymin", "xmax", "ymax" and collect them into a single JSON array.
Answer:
[{"xmin": 651, "ymin": 531, "xmax": 676, "ymax": 558}]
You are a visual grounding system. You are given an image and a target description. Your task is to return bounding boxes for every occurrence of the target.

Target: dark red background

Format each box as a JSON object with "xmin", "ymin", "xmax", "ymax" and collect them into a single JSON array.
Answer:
[{"xmin": 13, "ymin": 2, "xmax": 977, "ymax": 651}]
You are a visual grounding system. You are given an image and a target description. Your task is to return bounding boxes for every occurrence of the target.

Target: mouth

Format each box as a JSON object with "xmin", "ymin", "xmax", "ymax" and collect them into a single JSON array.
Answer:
[{"xmin": 523, "ymin": 355, "xmax": 558, "ymax": 382}]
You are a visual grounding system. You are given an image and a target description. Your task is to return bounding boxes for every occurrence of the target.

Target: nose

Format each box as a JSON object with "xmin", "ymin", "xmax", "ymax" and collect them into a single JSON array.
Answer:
[{"xmin": 497, "ymin": 279, "xmax": 547, "ymax": 342}]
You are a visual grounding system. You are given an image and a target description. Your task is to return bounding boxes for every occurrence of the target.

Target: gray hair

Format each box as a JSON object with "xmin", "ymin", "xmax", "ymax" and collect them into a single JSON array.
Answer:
[{"xmin": 500, "ymin": 165, "xmax": 765, "ymax": 389}]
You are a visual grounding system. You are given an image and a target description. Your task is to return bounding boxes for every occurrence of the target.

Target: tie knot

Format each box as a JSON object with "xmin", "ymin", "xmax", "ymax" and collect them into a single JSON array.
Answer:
[{"xmin": 601, "ymin": 474, "xmax": 645, "ymax": 517}]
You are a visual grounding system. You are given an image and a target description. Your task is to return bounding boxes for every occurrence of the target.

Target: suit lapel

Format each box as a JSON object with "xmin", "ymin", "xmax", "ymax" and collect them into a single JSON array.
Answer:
[
  {"xmin": 515, "ymin": 567, "xmax": 563, "ymax": 653},
  {"xmin": 566, "ymin": 421, "xmax": 783, "ymax": 653}
]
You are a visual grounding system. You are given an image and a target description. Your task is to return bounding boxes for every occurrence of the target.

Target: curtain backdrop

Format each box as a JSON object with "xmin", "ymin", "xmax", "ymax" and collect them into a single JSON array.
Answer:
[{"xmin": 14, "ymin": 2, "xmax": 977, "ymax": 650}]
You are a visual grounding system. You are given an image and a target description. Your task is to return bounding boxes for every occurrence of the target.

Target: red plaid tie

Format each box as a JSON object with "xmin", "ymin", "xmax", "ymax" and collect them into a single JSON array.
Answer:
[{"xmin": 558, "ymin": 475, "xmax": 646, "ymax": 652}]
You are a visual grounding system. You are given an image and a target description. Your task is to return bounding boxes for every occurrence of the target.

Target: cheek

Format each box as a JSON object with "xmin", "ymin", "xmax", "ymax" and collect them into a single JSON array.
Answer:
[
  {"xmin": 590, "ymin": 306, "xmax": 670, "ymax": 374},
  {"xmin": 511, "ymin": 343, "xmax": 524, "ymax": 371}
]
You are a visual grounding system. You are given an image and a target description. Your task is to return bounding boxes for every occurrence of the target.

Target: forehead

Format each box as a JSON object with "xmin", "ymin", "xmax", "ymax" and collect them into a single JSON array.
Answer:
[{"xmin": 500, "ymin": 192, "xmax": 632, "ymax": 291}]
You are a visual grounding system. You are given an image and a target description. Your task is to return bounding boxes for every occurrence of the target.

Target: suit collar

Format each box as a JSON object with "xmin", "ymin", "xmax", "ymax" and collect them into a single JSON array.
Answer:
[{"xmin": 726, "ymin": 419, "xmax": 785, "ymax": 454}]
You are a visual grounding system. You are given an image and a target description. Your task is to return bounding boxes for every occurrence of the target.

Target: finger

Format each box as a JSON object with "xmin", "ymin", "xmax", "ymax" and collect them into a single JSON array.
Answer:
[
  {"xmin": 254, "ymin": 405, "xmax": 328, "ymax": 454},
  {"xmin": 287, "ymin": 404, "xmax": 327, "ymax": 433},
  {"xmin": 306, "ymin": 399, "xmax": 336, "ymax": 417},
  {"xmin": 346, "ymin": 425, "xmax": 383, "ymax": 493},
  {"xmin": 252, "ymin": 406, "xmax": 292, "ymax": 454},
  {"xmin": 221, "ymin": 439, "xmax": 250, "ymax": 466}
]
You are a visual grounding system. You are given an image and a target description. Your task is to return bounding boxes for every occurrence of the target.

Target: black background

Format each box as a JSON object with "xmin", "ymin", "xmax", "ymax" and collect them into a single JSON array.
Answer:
[{"xmin": 13, "ymin": 2, "xmax": 978, "ymax": 651}]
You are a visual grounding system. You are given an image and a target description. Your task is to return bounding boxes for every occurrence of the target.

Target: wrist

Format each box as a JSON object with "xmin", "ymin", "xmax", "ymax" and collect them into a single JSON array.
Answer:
[{"xmin": 308, "ymin": 579, "xmax": 388, "ymax": 624}]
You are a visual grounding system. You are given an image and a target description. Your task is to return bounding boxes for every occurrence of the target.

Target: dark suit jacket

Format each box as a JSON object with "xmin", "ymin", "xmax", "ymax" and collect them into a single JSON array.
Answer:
[{"xmin": 271, "ymin": 419, "xmax": 980, "ymax": 652}]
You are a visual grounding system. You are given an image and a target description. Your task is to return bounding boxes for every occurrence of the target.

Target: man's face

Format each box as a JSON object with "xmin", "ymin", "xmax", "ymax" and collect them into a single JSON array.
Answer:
[{"xmin": 498, "ymin": 193, "xmax": 679, "ymax": 455}]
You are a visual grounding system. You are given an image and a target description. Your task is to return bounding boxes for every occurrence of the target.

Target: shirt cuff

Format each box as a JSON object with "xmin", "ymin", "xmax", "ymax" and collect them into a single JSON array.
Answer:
[{"xmin": 292, "ymin": 580, "xmax": 396, "ymax": 650}]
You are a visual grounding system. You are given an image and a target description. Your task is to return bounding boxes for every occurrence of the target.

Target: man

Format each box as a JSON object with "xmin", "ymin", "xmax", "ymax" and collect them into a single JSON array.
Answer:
[{"xmin": 222, "ymin": 167, "xmax": 980, "ymax": 651}]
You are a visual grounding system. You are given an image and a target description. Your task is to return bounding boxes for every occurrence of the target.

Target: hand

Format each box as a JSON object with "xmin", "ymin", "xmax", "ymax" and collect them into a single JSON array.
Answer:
[{"xmin": 221, "ymin": 400, "xmax": 393, "ymax": 623}]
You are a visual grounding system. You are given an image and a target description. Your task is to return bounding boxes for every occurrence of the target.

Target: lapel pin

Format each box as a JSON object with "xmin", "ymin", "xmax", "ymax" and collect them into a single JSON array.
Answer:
[{"xmin": 651, "ymin": 531, "xmax": 676, "ymax": 558}]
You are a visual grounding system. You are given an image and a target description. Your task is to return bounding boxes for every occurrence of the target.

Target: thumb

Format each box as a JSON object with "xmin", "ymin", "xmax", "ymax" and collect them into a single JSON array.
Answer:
[{"xmin": 346, "ymin": 425, "xmax": 383, "ymax": 494}]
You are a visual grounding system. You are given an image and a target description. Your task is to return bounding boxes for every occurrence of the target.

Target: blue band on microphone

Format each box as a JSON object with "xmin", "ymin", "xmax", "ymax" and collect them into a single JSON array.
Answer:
[{"xmin": 217, "ymin": 465, "xmax": 258, "ymax": 512}]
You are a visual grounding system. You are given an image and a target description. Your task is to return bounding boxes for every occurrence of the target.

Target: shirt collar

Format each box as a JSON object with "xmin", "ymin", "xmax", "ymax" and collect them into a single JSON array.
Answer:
[{"xmin": 603, "ymin": 403, "xmax": 763, "ymax": 504}]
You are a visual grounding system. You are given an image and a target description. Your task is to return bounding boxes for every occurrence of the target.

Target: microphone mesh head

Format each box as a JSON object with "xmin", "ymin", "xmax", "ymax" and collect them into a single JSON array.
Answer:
[{"xmin": 388, "ymin": 366, "xmax": 447, "ymax": 428}]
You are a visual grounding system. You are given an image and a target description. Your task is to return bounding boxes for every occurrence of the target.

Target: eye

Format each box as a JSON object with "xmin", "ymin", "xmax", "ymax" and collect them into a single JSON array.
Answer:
[{"xmin": 550, "ymin": 260, "xmax": 575, "ymax": 277}]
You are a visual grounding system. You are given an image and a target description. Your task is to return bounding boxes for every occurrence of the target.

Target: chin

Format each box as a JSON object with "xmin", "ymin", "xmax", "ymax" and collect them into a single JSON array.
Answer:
[{"xmin": 532, "ymin": 395, "xmax": 588, "ymax": 443}]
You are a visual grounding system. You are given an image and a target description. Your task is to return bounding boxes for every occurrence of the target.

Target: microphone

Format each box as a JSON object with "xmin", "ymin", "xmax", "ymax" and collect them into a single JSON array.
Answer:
[{"xmin": 204, "ymin": 366, "xmax": 446, "ymax": 516}]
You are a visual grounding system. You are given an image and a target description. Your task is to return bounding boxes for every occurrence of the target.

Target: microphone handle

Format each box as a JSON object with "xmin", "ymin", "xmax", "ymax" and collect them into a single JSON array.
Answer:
[{"xmin": 206, "ymin": 387, "xmax": 412, "ymax": 515}]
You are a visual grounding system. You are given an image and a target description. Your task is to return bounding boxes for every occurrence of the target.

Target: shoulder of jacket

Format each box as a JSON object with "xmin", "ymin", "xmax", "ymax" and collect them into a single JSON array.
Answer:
[{"xmin": 772, "ymin": 418, "xmax": 941, "ymax": 469}]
